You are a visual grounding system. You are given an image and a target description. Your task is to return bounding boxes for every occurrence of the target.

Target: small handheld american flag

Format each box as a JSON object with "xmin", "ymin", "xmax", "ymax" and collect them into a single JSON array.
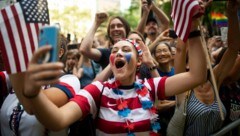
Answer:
[
  {"xmin": 171, "ymin": 0, "xmax": 202, "ymax": 42},
  {"xmin": 0, "ymin": 0, "xmax": 49, "ymax": 74}
]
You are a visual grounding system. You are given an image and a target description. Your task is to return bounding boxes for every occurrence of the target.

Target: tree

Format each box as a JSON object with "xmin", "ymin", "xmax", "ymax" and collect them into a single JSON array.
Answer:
[{"xmin": 50, "ymin": 5, "xmax": 91, "ymax": 41}]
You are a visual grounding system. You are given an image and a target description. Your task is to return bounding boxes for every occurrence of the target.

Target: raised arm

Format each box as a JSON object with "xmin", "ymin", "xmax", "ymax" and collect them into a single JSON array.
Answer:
[
  {"xmin": 148, "ymin": 29, "xmax": 172, "ymax": 53},
  {"xmin": 213, "ymin": 1, "xmax": 240, "ymax": 88},
  {"xmin": 164, "ymin": 20, "xmax": 207, "ymax": 97},
  {"xmin": 136, "ymin": 0, "xmax": 151, "ymax": 34},
  {"xmin": 151, "ymin": 1, "xmax": 170, "ymax": 33},
  {"xmin": 138, "ymin": 41, "xmax": 160, "ymax": 77},
  {"xmin": 79, "ymin": 12, "xmax": 108, "ymax": 61},
  {"xmin": 19, "ymin": 46, "xmax": 83, "ymax": 130},
  {"xmin": 223, "ymin": 56, "xmax": 240, "ymax": 84},
  {"xmin": 172, "ymin": 38, "xmax": 188, "ymax": 102}
]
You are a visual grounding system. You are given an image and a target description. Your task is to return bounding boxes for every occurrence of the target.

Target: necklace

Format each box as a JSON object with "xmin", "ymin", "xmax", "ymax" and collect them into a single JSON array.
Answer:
[{"xmin": 110, "ymin": 79, "xmax": 160, "ymax": 136}]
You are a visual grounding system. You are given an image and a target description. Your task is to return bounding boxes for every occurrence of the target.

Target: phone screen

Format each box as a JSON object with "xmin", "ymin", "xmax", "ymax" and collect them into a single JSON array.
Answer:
[{"xmin": 38, "ymin": 26, "xmax": 59, "ymax": 63}]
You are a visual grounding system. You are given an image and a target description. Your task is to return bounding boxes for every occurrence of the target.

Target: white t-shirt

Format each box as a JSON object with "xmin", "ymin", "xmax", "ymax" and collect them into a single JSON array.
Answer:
[{"xmin": 0, "ymin": 74, "xmax": 81, "ymax": 136}]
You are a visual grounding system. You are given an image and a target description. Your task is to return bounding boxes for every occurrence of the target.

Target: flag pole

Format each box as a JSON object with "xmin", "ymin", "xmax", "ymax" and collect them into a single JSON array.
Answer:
[{"xmin": 197, "ymin": 20, "xmax": 224, "ymax": 121}]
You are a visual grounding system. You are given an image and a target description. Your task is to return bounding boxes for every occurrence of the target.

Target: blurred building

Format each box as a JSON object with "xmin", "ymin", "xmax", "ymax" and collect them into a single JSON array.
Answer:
[{"xmin": 97, "ymin": 0, "xmax": 120, "ymax": 12}]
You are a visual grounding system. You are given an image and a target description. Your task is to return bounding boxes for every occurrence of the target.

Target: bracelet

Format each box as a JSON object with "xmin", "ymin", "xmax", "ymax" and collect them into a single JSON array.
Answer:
[
  {"xmin": 148, "ymin": 65, "xmax": 157, "ymax": 71},
  {"xmin": 188, "ymin": 30, "xmax": 201, "ymax": 38}
]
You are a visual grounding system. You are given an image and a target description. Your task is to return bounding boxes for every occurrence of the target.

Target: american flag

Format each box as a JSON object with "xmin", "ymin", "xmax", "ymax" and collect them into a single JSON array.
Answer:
[
  {"xmin": 171, "ymin": 0, "xmax": 201, "ymax": 42},
  {"xmin": 0, "ymin": 0, "xmax": 49, "ymax": 74}
]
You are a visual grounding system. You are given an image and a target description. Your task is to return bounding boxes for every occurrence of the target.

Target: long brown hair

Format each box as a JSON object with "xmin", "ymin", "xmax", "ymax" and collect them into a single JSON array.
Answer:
[{"xmin": 107, "ymin": 16, "xmax": 131, "ymax": 44}]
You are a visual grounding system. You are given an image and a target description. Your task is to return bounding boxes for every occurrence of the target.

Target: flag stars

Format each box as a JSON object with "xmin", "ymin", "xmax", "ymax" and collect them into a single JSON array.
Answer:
[{"xmin": 20, "ymin": 0, "xmax": 49, "ymax": 23}]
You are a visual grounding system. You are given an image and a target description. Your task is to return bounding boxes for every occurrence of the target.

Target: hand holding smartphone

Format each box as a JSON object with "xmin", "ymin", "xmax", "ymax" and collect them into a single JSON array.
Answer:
[
  {"xmin": 169, "ymin": 29, "xmax": 178, "ymax": 39},
  {"xmin": 38, "ymin": 26, "xmax": 59, "ymax": 63}
]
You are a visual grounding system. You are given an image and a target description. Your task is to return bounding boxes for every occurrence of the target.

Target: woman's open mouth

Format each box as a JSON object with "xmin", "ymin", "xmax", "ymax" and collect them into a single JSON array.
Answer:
[{"xmin": 115, "ymin": 60, "xmax": 125, "ymax": 69}]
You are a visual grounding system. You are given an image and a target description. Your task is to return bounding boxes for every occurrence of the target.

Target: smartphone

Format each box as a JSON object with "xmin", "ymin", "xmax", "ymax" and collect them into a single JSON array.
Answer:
[
  {"xmin": 169, "ymin": 29, "xmax": 178, "ymax": 39},
  {"xmin": 38, "ymin": 26, "xmax": 59, "ymax": 63}
]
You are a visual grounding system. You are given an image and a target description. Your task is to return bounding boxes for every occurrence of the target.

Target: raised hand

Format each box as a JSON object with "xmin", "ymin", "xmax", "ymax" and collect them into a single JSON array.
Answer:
[
  {"xmin": 95, "ymin": 12, "xmax": 108, "ymax": 26},
  {"xmin": 24, "ymin": 46, "xmax": 64, "ymax": 98},
  {"xmin": 193, "ymin": 0, "xmax": 211, "ymax": 18},
  {"xmin": 141, "ymin": 0, "xmax": 151, "ymax": 16},
  {"xmin": 138, "ymin": 41, "xmax": 155, "ymax": 66},
  {"xmin": 159, "ymin": 29, "xmax": 173, "ymax": 41}
]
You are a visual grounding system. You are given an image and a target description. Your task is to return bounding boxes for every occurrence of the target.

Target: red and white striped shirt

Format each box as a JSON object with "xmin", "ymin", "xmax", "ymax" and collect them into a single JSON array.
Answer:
[
  {"xmin": 71, "ymin": 77, "xmax": 167, "ymax": 135},
  {"xmin": 0, "ymin": 71, "xmax": 11, "ymax": 106}
]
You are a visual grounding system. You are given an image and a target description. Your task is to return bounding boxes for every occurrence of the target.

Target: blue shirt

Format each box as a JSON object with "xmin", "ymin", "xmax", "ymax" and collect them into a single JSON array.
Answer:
[{"xmin": 158, "ymin": 67, "xmax": 175, "ymax": 77}]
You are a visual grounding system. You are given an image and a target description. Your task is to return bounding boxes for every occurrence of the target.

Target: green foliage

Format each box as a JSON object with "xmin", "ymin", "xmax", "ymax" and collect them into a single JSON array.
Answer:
[
  {"xmin": 210, "ymin": 1, "xmax": 227, "ymax": 13},
  {"xmin": 161, "ymin": 1, "xmax": 172, "ymax": 26},
  {"xmin": 49, "ymin": 5, "xmax": 91, "ymax": 39},
  {"xmin": 107, "ymin": 0, "xmax": 140, "ymax": 30}
]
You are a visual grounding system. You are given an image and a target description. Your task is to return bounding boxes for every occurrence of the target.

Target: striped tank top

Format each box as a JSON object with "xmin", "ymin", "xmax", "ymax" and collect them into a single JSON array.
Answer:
[{"xmin": 184, "ymin": 91, "xmax": 226, "ymax": 136}]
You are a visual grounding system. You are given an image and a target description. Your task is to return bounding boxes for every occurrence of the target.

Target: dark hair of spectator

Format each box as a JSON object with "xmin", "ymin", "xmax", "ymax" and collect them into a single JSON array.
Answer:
[
  {"xmin": 67, "ymin": 43, "xmax": 79, "ymax": 50},
  {"xmin": 58, "ymin": 34, "xmax": 68, "ymax": 62},
  {"xmin": 66, "ymin": 50, "xmax": 81, "ymax": 61},
  {"xmin": 128, "ymin": 31, "xmax": 146, "ymax": 43},
  {"xmin": 153, "ymin": 42, "xmax": 172, "ymax": 54}
]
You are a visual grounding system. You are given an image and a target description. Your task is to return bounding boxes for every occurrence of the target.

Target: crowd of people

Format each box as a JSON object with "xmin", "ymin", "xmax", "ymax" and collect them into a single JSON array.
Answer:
[{"xmin": 0, "ymin": 0, "xmax": 240, "ymax": 136}]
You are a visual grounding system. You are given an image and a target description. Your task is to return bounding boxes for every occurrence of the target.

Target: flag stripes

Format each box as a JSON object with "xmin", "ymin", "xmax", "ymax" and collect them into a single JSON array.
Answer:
[
  {"xmin": 171, "ymin": 0, "xmax": 200, "ymax": 42},
  {"xmin": 0, "ymin": 0, "xmax": 48, "ymax": 74}
]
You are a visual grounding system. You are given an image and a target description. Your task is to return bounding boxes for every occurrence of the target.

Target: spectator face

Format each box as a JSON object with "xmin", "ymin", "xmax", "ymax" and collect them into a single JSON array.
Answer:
[
  {"xmin": 215, "ymin": 39, "xmax": 223, "ymax": 48},
  {"xmin": 145, "ymin": 21, "xmax": 158, "ymax": 36},
  {"xmin": 110, "ymin": 40, "xmax": 139, "ymax": 81},
  {"xmin": 109, "ymin": 18, "xmax": 127, "ymax": 44},
  {"xmin": 128, "ymin": 33, "xmax": 143, "ymax": 44},
  {"xmin": 154, "ymin": 43, "xmax": 172, "ymax": 64},
  {"xmin": 66, "ymin": 54, "xmax": 78, "ymax": 71},
  {"xmin": 171, "ymin": 46, "xmax": 176, "ymax": 60},
  {"xmin": 214, "ymin": 36, "xmax": 224, "ymax": 48}
]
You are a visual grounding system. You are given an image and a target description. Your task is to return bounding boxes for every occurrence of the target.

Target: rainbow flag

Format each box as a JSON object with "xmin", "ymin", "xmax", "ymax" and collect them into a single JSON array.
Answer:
[{"xmin": 211, "ymin": 12, "xmax": 228, "ymax": 27}]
